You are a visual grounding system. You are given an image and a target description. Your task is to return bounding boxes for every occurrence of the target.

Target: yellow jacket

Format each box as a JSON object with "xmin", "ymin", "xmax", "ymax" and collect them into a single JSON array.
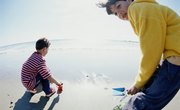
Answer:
[{"xmin": 128, "ymin": 0, "xmax": 180, "ymax": 89}]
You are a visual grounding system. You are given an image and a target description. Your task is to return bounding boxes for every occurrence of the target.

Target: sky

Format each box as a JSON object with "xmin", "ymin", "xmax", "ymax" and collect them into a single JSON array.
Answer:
[{"xmin": 0, "ymin": 0, "xmax": 180, "ymax": 46}]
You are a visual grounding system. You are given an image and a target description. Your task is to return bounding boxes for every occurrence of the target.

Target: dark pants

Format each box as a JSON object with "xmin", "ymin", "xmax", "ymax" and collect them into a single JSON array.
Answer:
[
  {"xmin": 35, "ymin": 74, "xmax": 51, "ymax": 95},
  {"xmin": 122, "ymin": 60, "xmax": 180, "ymax": 110}
]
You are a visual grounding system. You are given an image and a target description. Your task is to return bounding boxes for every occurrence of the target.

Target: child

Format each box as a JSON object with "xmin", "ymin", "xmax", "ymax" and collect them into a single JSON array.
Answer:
[{"xmin": 21, "ymin": 38, "xmax": 63, "ymax": 97}]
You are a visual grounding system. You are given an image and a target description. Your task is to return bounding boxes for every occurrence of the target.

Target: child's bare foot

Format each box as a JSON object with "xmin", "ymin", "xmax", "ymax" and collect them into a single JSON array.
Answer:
[{"xmin": 27, "ymin": 89, "xmax": 37, "ymax": 95}]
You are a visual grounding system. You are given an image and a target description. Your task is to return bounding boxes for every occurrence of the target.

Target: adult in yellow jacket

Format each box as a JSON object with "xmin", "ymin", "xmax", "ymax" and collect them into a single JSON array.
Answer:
[{"xmin": 99, "ymin": 0, "xmax": 180, "ymax": 109}]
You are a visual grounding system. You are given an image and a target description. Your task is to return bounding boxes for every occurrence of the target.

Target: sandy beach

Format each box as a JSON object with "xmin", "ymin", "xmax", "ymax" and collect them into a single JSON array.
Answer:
[{"xmin": 0, "ymin": 40, "xmax": 179, "ymax": 110}]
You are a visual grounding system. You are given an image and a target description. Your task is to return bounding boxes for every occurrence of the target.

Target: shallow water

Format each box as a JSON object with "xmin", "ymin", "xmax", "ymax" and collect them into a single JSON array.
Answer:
[{"xmin": 0, "ymin": 39, "xmax": 140, "ymax": 83}]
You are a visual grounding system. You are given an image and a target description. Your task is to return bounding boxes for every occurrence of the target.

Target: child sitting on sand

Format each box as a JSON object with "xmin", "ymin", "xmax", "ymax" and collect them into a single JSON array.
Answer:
[{"xmin": 21, "ymin": 38, "xmax": 63, "ymax": 97}]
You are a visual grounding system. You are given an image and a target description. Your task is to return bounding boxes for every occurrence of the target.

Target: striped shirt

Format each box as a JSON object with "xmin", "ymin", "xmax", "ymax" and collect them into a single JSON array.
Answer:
[{"xmin": 21, "ymin": 52, "xmax": 51, "ymax": 90}]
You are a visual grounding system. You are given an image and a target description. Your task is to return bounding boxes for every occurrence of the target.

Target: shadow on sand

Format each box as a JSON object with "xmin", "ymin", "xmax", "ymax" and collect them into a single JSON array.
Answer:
[{"xmin": 13, "ymin": 92, "xmax": 60, "ymax": 110}]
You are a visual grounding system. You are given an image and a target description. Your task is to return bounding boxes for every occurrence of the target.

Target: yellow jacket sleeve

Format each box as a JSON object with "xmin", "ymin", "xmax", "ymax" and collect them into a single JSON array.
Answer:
[
  {"xmin": 128, "ymin": 1, "xmax": 166, "ymax": 89},
  {"xmin": 134, "ymin": 18, "xmax": 165, "ymax": 89}
]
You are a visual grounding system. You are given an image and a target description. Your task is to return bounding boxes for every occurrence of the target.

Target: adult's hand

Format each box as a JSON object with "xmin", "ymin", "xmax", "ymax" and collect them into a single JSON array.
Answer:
[{"xmin": 127, "ymin": 85, "xmax": 140, "ymax": 95}]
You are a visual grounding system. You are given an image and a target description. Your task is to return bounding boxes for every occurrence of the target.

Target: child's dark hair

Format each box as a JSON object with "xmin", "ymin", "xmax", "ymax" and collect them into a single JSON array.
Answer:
[
  {"xmin": 97, "ymin": 0, "xmax": 126, "ymax": 15},
  {"xmin": 36, "ymin": 38, "xmax": 51, "ymax": 50}
]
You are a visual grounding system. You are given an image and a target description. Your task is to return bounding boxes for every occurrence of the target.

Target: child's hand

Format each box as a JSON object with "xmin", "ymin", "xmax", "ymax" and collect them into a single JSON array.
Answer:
[{"xmin": 57, "ymin": 83, "xmax": 63, "ymax": 94}]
